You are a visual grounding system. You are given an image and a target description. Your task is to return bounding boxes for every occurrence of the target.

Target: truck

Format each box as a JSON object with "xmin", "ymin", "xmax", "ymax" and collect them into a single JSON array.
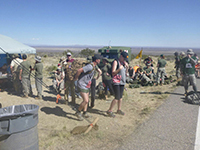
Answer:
[{"xmin": 98, "ymin": 46, "xmax": 132, "ymax": 67}]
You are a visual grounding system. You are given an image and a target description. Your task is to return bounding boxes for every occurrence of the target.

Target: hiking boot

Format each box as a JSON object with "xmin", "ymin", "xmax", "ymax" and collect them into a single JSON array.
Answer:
[
  {"xmin": 82, "ymin": 112, "xmax": 90, "ymax": 118},
  {"xmin": 28, "ymin": 93, "xmax": 33, "ymax": 97},
  {"xmin": 154, "ymin": 83, "xmax": 158, "ymax": 86},
  {"xmin": 117, "ymin": 110, "xmax": 125, "ymax": 115},
  {"xmin": 35, "ymin": 96, "xmax": 42, "ymax": 100},
  {"xmin": 22, "ymin": 95, "xmax": 28, "ymax": 98},
  {"xmin": 75, "ymin": 112, "xmax": 83, "ymax": 121},
  {"xmin": 106, "ymin": 111, "xmax": 115, "ymax": 118},
  {"xmin": 184, "ymin": 91, "xmax": 188, "ymax": 97}
]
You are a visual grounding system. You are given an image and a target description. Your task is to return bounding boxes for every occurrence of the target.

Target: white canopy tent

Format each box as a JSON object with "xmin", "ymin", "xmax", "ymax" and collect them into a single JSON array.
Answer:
[{"xmin": 0, "ymin": 34, "xmax": 36, "ymax": 54}]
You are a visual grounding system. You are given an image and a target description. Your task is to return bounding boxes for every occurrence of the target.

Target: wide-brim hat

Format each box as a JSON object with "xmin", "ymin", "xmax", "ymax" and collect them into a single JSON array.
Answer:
[
  {"xmin": 13, "ymin": 53, "xmax": 19, "ymax": 58},
  {"xmin": 102, "ymin": 57, "xmax": 109, "ymax": 62},
  {"xmin": 187, "ymin": 49, "xmax": 194, "ymax": 55},
  {"xmin": 35, "ymin": 56, "xmax": 41, "ymax": 62},
  {"xmin": 180, "ymin": 51, "xmax": 185, "ymax": 56}
]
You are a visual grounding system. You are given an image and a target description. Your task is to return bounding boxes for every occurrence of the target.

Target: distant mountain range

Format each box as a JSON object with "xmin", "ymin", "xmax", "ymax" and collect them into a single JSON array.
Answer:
[{"xmin": 32, "ymin": 45, "xmax": 200, "ymax": 56}]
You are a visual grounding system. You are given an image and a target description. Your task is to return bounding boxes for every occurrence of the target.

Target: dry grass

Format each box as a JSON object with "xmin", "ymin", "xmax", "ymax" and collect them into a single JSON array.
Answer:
[{"xmin": 1, "ymin": 54, "xmax": 178, "ymax": 150}]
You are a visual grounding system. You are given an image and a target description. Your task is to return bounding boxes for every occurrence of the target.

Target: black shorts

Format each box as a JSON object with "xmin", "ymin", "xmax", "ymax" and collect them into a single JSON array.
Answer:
[{"xmin": 113, "ymin": 85, "xmax": 124, "ymax": 100}]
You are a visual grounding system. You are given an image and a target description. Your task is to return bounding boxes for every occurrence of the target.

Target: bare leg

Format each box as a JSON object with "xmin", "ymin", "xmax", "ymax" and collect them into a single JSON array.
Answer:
[
  {"xmin": 117, "ymin": 98, "xmax": 122, "ymax": 110},
  {"xmin": 78, "ymin": 92, "xmax": 89, "ymax": 112},
  {"xmin": 108, "ymin": 99, "xmax": 118, "ymax": 112}
]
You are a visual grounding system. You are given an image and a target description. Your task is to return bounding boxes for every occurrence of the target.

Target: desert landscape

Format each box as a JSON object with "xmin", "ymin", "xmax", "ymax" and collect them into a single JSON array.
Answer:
[{"xmin": 0, "ymin": 48, "xmax": 179, "ymax": 150}]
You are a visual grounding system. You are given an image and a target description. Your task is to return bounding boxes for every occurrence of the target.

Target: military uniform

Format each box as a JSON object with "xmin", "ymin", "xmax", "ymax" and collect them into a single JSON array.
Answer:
[
  {"xmin": 102, "ymin": 62, "xmax": 114, "ymax": 96},
  {"xmin": 19, "ymin": 60, "xmax": 33, "ymax": 97},
  {"xmin": 181, "ymin": 55, "xmax": 197, "ymax": 93},
  {"xmin": 64, "ymin": 61, "xmax": 76, "ymax": 104},
  {"xmin": 142, "ymin": 66, "xmax": 153, "ymax": 82},
  {"xmin": 175, "ymin": 55, "xmax": 181, "ymax": 79},
  {"xmin": 34, "ymin": 61, "xmax": 43, "ymax": 99},
  {"xmin": 157, "ymin": 58, "xmax": 167, "ymax": 84},
  {"xmin": 10, "ymin": 57, "xmax": 23, "ymax": 93}
]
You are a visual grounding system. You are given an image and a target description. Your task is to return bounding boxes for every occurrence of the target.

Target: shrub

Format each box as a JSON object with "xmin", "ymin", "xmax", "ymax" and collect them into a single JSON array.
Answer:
[
  {"xmin": 79, "ymin": 48, "xmax": 95, "ymax": 57},
  {"xmin": 63, "ymin": 50, "xmax": 73, "ymax": 56},
  {"xmin": 46, "ymin": 65, "xmax": 57, "ymax": 72}
]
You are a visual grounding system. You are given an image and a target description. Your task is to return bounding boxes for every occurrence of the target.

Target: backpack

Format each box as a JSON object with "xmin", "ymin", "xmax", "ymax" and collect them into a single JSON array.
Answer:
[
  {"xmin": 64, "ymin": 59, "xmax": 94, "ymax": 81},
  {"xmin": 108, "ymin": 59, "xmax": 120, "ymax": 77}
]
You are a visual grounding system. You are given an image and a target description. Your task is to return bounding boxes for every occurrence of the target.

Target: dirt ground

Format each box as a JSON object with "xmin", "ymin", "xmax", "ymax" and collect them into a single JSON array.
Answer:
[{"xmin": 0, "ymin": 55, "xmax": 178, "ymax": 150}]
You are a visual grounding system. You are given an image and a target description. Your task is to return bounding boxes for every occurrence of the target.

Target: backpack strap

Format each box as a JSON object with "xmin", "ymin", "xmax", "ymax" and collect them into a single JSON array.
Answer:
[{"xmin": 85, "ymin": 62, "xmax": 95, "ymax": 75}]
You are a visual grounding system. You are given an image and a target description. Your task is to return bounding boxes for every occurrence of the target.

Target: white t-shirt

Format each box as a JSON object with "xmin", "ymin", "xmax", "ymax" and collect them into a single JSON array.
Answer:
[{"xmin": 10, "ymin": 58, "xmax": 23, "ymax": 72}]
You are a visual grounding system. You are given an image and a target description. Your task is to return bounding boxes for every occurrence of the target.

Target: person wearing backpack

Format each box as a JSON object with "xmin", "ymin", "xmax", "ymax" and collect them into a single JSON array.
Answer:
[
  {"xmin": 107, "ymin": 51, "xmax": 129, "ymax": 118},
  {"xmin": 74, "ymin": 54, "xmax": 102, "ymax": 121},
  {"xmin": 102, "ymin": 57, "xmax": 114, "ymax": 99},
  {"xmin": 64, "ymin": 52, "xmax": 76, "ymax": 105}
]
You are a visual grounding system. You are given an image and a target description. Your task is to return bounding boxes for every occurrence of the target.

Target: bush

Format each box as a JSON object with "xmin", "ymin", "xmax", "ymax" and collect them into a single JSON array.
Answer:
[
  {"xmin": 63, "ymin": 50, "xmax": 73, "ymax": 56},
  {"xmin": 46, "ymin": 65, "xmax": 57, "ymax": 72},
  {"xmin": 79, "ymin": 48, "xmax": 95, "ymax": 57},
  {"xmin": 131, "ymin": 54, "xmax": 135, "ymax": 60}
]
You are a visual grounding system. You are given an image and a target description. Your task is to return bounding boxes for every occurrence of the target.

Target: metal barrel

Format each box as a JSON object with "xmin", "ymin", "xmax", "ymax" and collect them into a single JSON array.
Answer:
[{"xmin": 0, "ymin": 104, "xmax": 39, "ymax": 150}]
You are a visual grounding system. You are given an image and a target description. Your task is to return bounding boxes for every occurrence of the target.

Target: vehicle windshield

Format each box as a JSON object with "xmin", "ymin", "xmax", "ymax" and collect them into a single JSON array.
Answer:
[{"xmin": 102, "ymin": 53, "xmax": 118, "ymax": 59}]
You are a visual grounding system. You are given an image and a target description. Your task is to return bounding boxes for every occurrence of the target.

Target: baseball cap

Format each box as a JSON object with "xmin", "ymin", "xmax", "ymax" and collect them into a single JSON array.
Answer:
[
  {"xmin": 92, "ymin": 54, "xmax": 102, "ymax": 61},
  {"xmin": 22, "ymin": 54, "xmax": 27, "ymax": 59},
  {"xmin": 121, "ymin": 51, "xmax": 129, "ymax": 62},
  {"xmin": 67, "ymin": 52, "xmax": 72, "ymax": 56}
]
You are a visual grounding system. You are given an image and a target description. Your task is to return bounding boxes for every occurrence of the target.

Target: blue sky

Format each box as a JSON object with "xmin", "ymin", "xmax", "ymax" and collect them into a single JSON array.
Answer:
[{"xmin": 0, "ymin": 0, "xmax": 200, "ymax": 48}]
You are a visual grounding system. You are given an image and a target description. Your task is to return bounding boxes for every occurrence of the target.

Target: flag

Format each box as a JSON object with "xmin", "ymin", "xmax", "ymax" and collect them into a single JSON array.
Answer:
[{"xmin": 135, "ymin": 50, "xmax": 143, "ymax": 59}]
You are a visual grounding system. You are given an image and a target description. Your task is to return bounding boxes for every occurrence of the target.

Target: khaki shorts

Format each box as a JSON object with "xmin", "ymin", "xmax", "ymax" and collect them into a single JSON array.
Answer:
[{"xmin": 78, "ymin": 87, "xmax": 90, "ymax": 93}]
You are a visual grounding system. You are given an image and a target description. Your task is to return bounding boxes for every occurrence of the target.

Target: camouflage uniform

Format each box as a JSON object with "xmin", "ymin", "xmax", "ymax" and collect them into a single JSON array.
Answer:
[
  {"xmin": 174, "ymin": 52, "xmax": 181, "ymax": 79},
  {"xmin": 142, "ymin": 66, "xmax": 154, "ymax": 82},
  {"xmin": 181, "ymin": 50, "xmax": 197, "ymax": 94},
  {"xmin": 156, "ymin": 57, "xmax": 167, "ymax": 84},
  {"xmin": 34, "ymin": 57, "xmax": 43, "ymax": 99},
  {"xmin": 19, "ymin": 60, "xmax": 33, "ymax": 97}
]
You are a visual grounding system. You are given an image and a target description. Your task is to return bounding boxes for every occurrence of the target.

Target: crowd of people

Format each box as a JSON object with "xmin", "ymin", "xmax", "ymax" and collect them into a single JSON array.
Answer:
[
  {"xmin": 10, "ymin": 54, "xmax": 43, "ymax": 99},
  {"xmin": 1, "ymin": 48, "xmax": 199, "ymax": 121}
]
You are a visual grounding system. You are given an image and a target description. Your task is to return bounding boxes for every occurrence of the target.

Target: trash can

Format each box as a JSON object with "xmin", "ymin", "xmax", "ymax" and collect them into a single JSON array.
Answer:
[{"xmin": 0, "ymin": 104, "xmax": 39, "ymax": 150}]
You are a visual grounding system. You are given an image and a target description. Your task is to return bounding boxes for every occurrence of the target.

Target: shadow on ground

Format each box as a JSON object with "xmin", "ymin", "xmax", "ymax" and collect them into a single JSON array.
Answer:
[
  {"xmin": 40, "ymin": 106, "xmax": 80, "ymax": 121},
  {"xmin": 140, "ymin": 91, "xmax": 183, "ymax": 96}
]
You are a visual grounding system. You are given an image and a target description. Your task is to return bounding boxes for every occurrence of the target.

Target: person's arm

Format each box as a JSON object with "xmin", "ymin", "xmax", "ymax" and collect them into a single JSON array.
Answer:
[
  {"xmin": 112, "ymin": 60, "xmax": 123, "ymax": 76},
  {"xmin": 124, "ymin": 61, "xmax": 129, "ymax": 76},
  {"xmin": 157, "ymin": 62, "xmax": 159, "ymax": 67},
  {"xmin": 95, "ymin": 68, "xmax": 102, "ymax": 80},
  {"xmin": 189, "ymin": 55, "xmax": 197, "ymax": 65},
  {"xmin": 74, "ymin": 68, "xmax": 84, "ymax": 81},
  {"xmin": 132, "ymin": 70, "xmax": 135, "ymax": 78},
  {"xmin": 19, "ymin": 69, "xmax": 22, "ymax": 80},
  {"xmin": 31, "ymin": 63, "xmax": 36, "ymax": 71}
]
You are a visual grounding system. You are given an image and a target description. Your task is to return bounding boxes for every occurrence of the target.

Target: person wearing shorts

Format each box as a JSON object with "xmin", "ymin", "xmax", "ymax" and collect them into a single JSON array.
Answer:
[
  {"xmin": 107, "ymin": 51, "xmax": 129, "ymax": 118},
  {"xmin": 74, "ymin": 54, "xmax": 102, "ymax": 121}
]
